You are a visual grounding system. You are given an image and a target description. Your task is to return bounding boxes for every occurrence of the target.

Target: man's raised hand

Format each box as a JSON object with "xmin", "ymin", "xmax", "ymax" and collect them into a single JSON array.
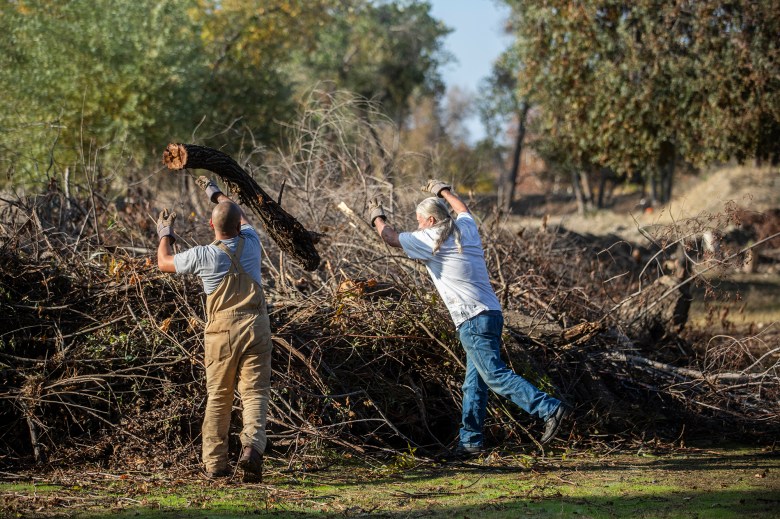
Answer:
[
  {"xmin": 196, "ymin": 176, "xmax": 223, "ymax": 204},
  {"xmin": 421, "ymin": 179, "xmax": 451, "ymax": 197},
  {"xmin": 157, "ymin": 209, "xmax": 178, "ymax": 243}
]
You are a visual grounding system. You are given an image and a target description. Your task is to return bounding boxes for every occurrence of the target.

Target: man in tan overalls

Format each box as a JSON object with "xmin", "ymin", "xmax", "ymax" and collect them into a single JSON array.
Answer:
[{"xmin": 157, "ymin": 176, "xmax": 271, "ymax": 481}]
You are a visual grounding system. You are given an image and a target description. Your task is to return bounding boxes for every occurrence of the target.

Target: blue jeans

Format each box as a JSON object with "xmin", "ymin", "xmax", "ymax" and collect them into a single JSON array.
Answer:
[{"xmin": 458, "ymin": 310, "xmax": 561, "ymax": 448}]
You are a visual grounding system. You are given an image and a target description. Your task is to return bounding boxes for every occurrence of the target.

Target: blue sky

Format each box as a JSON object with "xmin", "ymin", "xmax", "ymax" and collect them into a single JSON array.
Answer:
[{"xmin": 429, "ymin": 0, "xmax": 512, "ymax": 141}]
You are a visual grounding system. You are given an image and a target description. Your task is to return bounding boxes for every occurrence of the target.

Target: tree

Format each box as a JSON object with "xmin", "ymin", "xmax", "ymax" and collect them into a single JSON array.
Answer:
[
  {"xmin": 478, "ymin": 51, "xmax": 530, "ymax": 213},
  {"xmin": 192, "ymin": 0, "xmax": 338, "ymax": 149},
  {"xmin": 287, "ymin": 0, "xmax": 450, "ymax": 184},
  {"xmin": 500, "ymin": 1, "xmax": 780, "ymax": 206},
  {"xmin": 295, "ymin": 0, "xmax": 449, "ymax": 129},
  {"xmin": 0, "ymin": 0, "xmax": 207, "ymax": 181},
  {"xmin": 0, "ymin": 0, "xmax": 453, "ymax": 188}
]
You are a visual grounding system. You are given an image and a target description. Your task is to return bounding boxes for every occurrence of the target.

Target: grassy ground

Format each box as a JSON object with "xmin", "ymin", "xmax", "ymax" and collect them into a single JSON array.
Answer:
[{"xmin": 2, "ymin": 447, "xmax": 778, "ymax": 518}]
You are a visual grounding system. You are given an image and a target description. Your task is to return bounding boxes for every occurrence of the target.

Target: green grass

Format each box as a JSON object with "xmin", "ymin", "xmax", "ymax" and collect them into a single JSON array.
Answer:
[{"xmin": 2, "ymin": 447, "xmax": 778, "ymax": 518}]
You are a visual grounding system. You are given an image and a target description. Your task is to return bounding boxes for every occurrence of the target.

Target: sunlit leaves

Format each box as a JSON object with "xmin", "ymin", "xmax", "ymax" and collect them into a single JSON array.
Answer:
[
  {"xmin": 0, "ymin": 0, "xmax": 206, "ymax": 173},
  {"xmin": 0, "ymin": 0, "xmax": 451, "ymax": 183},
  {"xmin": 294, "ymin": 0, "xmax": 449, "ymax": 127},
  {"xmin": 501, "ymin": 0, "xmax": 780, "ymax": 177}
]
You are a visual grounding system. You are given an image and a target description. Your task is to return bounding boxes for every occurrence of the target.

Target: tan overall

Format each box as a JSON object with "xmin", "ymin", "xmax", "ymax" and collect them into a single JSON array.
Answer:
[{"xmin": 201, "ymin": 236, "xmax": 272, "ymax": 473}]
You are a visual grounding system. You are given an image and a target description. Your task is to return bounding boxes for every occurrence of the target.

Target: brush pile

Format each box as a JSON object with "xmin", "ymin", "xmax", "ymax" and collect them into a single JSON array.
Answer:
[{"xmin": 1, "ymin": 93, "xmax": 777, "ymax": 475}]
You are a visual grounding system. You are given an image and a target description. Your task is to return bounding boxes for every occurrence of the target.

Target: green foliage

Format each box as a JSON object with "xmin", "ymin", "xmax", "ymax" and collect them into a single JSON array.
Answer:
[
  {"xmin": 381, "ymin": 444, "xmax": 418, "ymax": 474},
  {"xmin": 0, "ymin": 0, "xmax": 451, "ymax": 187},
  {"xmin": 477, "ymin": 49, "xmax": 524, "ymax": 146},
  {"xmin": 192, "ymin": 0, "xmax": 338, "ymax": 149},
  {"xmin": 294, "ymin": 0, "xmax": 449, "ymax": 127},
  {"xmin": 0, "ymin": 0, "xmax": 207, "ymax": 181},
  {"xmin": 501, "ymin": 0, "xmax": 780, "ymax": 178}
]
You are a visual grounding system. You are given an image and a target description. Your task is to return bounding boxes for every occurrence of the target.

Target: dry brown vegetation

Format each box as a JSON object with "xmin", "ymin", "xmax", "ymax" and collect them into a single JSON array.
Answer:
[{"xmin": 0, "ymin": 93, "xmax": 778, "ymax": 478}]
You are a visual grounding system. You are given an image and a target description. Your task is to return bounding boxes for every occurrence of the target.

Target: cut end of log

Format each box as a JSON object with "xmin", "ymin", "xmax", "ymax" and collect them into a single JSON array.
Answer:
[{"xmin": 162, "ymin": 143, "xmax": 188, "ymax": 170}]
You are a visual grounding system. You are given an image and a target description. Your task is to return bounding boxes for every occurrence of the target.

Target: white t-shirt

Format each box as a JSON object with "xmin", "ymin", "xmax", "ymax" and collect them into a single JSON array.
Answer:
[
  {"xmin": 173, "ymin": 224, "xmax": 263, "ymax": 295},
  {"xmin": 399, "ymin": 212, "xmax": 501, "ymax": 327}
]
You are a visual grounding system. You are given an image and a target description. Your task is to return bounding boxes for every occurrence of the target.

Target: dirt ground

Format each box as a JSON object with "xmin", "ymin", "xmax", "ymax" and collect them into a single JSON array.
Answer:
[{"xmin": 510, "ymin": 165, "xmax": 780, "ymax": 243}]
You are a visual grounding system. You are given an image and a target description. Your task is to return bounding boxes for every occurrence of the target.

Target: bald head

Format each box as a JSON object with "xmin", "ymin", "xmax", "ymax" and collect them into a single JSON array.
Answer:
[{"xmin": 211, "ymin": 201, "xmax": 242, "ymax": 236}]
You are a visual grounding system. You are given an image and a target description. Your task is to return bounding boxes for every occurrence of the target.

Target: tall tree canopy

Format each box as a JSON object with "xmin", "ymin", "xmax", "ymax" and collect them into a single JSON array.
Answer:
[
  {"xmin": 193, "ymin": 0, "xmax": 339, "ymax": 147},
  {"xmin": 0, "ymin": 0, "xmax": 449, "ymax": 185},
  {"xmin": 294, "ymin": 0, "xmax": 449, "ymax": 128},
  {"xmin": 501, "ymin": 0, "xmax": 780, "ymax": 202},
  {"xmin": 0, "ymin": 0, "xmax": 206, "ymax": 179}
]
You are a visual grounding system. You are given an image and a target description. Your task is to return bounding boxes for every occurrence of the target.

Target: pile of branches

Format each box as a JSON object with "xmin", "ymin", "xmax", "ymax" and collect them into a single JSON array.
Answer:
[{"xmin": 1, "ymin": 92, "xmax": 778, "ymax": 474}]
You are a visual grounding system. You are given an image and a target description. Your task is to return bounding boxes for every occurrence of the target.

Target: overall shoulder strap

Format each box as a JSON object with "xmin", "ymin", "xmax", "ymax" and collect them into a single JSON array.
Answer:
[
  {"xmin": 213, "ymin": 239, "xmax": 242, "ymax": 273},
  {"xmin": 234, "ymin": 235, "xmax": 246, "ymax": 260}
]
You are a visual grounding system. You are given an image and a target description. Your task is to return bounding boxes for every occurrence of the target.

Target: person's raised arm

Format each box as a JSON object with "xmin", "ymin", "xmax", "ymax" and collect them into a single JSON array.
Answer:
[
  {"xmin": 196, "ymin": 176, "xmax": 250, "ymax": 226},
  {"xmin": 421, "ymin": 179, "xmax": 469, "ymax": 214},
  {"xmin": 439, "ymin": 188, "xmax": 468, "ymax": 214},
  {"xmin": 156, "ymin": 209, "xmax": 177, "ymax": 273},
  {"xmin": 368, "ymin": 197, "xmax": 402, "ymax": 248}
]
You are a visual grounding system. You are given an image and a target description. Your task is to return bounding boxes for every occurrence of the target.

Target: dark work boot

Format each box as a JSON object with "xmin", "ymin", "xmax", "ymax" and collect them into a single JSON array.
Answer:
[
  {"xmin": 204, "ymin": 467, "xmax": 231, "ymax": 479},
  {"xmin": 540, "ymin": 403, "xmax": 572, "ymax": 445},
  {"xmin": 453, "ymin": 443, "xmax": 484, "ymax": 460},
  {"xmin": 439, "ymin": 443, "xmax": 485, "ymax": 462},
  {"xmin": 238, "ymin": 446, "xmax": 263, "ymax": 482}
]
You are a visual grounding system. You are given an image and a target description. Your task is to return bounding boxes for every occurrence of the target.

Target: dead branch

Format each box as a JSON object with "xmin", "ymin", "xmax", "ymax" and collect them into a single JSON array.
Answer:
[{"xmin": 162, "ymin": 143, "xmax": 320, "ymax": 271}]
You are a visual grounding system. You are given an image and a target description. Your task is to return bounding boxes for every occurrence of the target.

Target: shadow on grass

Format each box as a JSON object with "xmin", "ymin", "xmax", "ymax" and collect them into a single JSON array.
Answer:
[
  {"xmin": 3, "ymin": 449, "xmax": 778, "ymax": 518},
  {"xmin": 80, "ymin": 488, "xmax": 780, "ymax": 519}
]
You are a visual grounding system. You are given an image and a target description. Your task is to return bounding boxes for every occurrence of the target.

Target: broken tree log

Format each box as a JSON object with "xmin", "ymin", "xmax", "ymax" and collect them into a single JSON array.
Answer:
[{"xmin": 163, "ymin": 143, "xmax": 320, "ymax": 271}]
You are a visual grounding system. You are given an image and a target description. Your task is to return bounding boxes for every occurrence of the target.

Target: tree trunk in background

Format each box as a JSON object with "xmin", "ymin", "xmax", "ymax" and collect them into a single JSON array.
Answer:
[
  {"xmin": 658, "ymin": 140, "xmax": 676, "ymax": 203},
  {"xmin": 596, "ymin": 168, "xmax": 607, "ymax": 209},
  {"xmin": 572, "ymin": 170, "xmax": 586, "ymax": 215},
  {"xmin": 595, "ymin": 167, "xmax": 620, "ymax": 208},
  {"xmin": 578, "ymin": 168, "xmax": 595, "ymax": 213},
  {"xmin": 649, "ymin": 174, "xmax": 659, "ymax": 206},
  {"xmin": 499, "ymin": 100, "xmax": 530, "ymax": 213}
]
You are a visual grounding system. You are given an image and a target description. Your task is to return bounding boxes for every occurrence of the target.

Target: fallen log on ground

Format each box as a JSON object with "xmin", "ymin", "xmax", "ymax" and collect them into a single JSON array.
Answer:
[{"xmin": 162, "ymin": 143, "xmax": 320, "ymax": 271}]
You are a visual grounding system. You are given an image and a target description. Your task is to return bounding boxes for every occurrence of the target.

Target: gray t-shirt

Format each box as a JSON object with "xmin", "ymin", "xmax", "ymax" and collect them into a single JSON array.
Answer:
[
  {"xmin": 173, "ymin": 224, "xmax": 263, "ymax": 295},
  {"xmin": 399, "ymin": 212, "xmax": 501, "ymax": 327}
]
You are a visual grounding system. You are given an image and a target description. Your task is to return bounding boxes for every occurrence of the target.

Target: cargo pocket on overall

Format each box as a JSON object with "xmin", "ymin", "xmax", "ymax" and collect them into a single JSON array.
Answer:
[{"xmin": 204, "ymin": 328, "xmax": 233, "ymax": 366}]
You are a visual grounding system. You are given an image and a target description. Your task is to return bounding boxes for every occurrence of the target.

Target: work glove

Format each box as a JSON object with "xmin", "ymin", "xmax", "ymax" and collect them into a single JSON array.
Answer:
[
  {"xmin": 367, "ymin": 197, "xmax": 386, "ymax": 227},
  {"xmin": 421, "ymin": 179, "xmax": 451, "ymax": 197},
  {"xmin": 156, "ymin": 209, "xmax": 177, "ymax": 243},
  {"xmin": 196, "ymin": 176, "xmax": 223, "ymax": 204}
]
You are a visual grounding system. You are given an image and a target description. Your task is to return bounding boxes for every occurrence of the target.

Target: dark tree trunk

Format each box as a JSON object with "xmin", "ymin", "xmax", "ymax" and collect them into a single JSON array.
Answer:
[
  {"xmin": 580, "ymin": 169, "xmax": 594, "ymax": 209},
  {"xmin": 657, "ymin": 140, "xmax": 676, "ymax": 204},
  {"xmin": 163, "ymin": 143, "xmax": 321, "ymax": 271},
  {"xmin": 596, "ymin": 168, "xmax": 607, "ymax": 209},
  {"xmin": 649, "ymin": 175, "xmax": 659, "ymax": 206},
  {"xmin": 571, "ymin": 170, "xmax": 586, "ymax": 215},
  {"xmin": 499, "ymin": 100, "xmax": 530, "ymax": 213}
]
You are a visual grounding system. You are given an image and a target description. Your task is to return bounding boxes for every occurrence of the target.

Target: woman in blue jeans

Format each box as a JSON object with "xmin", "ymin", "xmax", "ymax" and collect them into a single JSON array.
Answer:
[{"xmin": 369, "ymin": 179, "xmax": 571, "ymax": 456}]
